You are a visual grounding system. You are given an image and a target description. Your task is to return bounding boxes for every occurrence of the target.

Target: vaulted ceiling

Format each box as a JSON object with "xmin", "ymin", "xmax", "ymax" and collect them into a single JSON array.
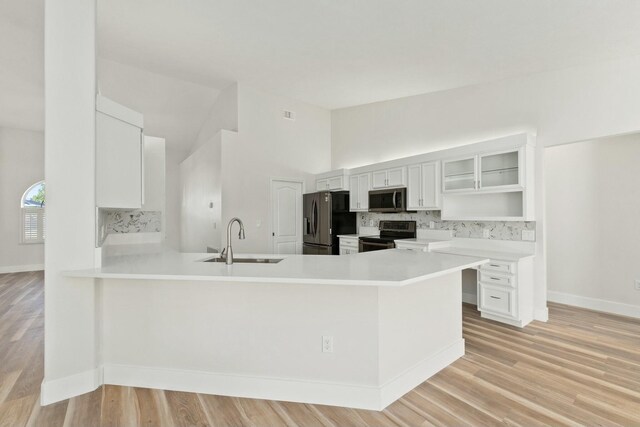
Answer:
[{"xmin": 3, "ymin": 0, "xmax": 640, "ymax": 139}]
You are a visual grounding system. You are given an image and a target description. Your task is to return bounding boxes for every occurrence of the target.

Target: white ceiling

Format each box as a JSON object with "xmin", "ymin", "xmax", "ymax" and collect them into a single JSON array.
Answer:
[
  {"xmin": 98, "ymin": 0, "xmax": 640, "ymax": 109},
  {"xmin": 3, "ymin": 0, "xmax": 640, "ymax": 134}
]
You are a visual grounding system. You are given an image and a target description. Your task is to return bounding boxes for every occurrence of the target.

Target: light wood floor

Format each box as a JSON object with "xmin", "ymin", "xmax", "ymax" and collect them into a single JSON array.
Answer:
[{"xmin": 1, "ymin": 271, "xmax": 639, "ymax": 426}]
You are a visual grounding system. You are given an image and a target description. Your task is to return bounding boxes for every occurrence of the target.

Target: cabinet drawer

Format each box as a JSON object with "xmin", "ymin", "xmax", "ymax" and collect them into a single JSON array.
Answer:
[
  {"xmin": 479, "ymin": 271, "xmax": 515, "ymax": 288},
  {"xmin": 480, "ymin": 260, "xmax": 514, "ymax": 274},
  {"xmin": 339, "ymin": 239, "xmax": 358, "ymax": 249},
  {"xmin": 479, "ymin": 284, "xmax": 516, "ymax": 317}
]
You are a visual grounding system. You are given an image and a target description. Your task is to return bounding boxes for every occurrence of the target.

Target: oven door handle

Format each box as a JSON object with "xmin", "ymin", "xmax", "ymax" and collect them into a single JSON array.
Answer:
[{"xmin": 392, "ymin": 191, "xmax": 397, "ymax": 209}]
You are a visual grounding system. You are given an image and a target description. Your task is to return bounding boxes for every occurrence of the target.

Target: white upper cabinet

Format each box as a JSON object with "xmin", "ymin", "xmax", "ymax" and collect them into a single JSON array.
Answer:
[
  {"xmin": 316, "ymin": 175, "xmax": 345, "ymax": 191},
  {"xmin": 371, "ymin": 167, "xmax": 406, "ymax": 189},
  {"xmin": 407, "ymin": 161, "xmax": 441, "ymax": 210},
  {"xmin": 141, "ymin": 136, "xmax": 166, "ymax": 212},
  {"xmin": 315, "ymin": 169, "xmax": 349, "ymax": 191},
  {"xmin": 349, "ymin": 173, "xmax": 370, "ymax": 212},
  {"xmin": 442, "ymin": 156, "xmax": 477, "ymax": 193},
  {"xmin": 96, "ymin": 96, "xmax": 144, "ymax": 209},
  {"xmin": 442, "ymin": 148, "xmax": 523, "ymax": 194},
  {"xmin": 479, "ymin": 149, "xmax": 522, "ymax": 190}
]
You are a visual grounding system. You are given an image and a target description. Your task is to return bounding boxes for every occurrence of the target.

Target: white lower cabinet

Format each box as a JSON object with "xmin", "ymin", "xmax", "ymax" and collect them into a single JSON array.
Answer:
[
  {"xmin": 479, "ymin": 284, "xmax": 516, "ymax": 318},
  {"xmin": 477, "ymin": 257, "xmax": 534, "ymax": 327},
  {"xmin": 339, "ymin": 237, "xmax": 359, "ymax": 255}
]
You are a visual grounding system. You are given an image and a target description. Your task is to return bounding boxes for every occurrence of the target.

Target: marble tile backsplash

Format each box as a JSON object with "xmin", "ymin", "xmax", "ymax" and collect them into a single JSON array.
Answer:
[
  {"xmin": 361, "ymin": 211, "xmax": 535, "ymax": 241},
  {"xmin": 105, "ymin": 210, "xmax": 162, "ymax": 233}
]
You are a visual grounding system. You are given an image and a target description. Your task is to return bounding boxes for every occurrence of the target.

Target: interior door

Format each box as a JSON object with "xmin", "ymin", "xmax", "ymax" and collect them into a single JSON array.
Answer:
[{"xmin": 271, "ymin": 180, "xmax": 303, "ymax": 254}]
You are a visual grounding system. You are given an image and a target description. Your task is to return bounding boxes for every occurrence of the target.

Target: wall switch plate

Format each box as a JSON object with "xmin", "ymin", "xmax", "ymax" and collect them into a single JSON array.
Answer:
[
  {"xmin": 429, "ymin": 221, "xmax": 435, "ymax": 229},
  {"xmin": 635, "ymin": 280, "xmax": 640, "ymax": 291},
  {"xmin": 482, "ymin": 229, "xmax": 491, "ymax": 239},
  {"xmin": 322, "ymin": 335, "xmax": 333, "ymax": 353},
  {"xmin": 522, "ymin": 230, "xmax": 536, "ymax": 241}
]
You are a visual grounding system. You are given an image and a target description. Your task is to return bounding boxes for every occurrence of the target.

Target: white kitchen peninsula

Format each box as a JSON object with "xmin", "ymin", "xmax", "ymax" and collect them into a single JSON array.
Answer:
[{"xmin": 60, "ymin": 249, "xmax": 487, "ymax": 410}]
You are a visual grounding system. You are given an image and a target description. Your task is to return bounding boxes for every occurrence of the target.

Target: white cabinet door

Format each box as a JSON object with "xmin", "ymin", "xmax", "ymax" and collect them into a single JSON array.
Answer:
[
  {"xmin": 421, "ymin": 162, "xmax": 440, "ymax": 209},
  {"xmin": 407, "ymin": 164, "xmax": 422, "ymax": 210},
  {"xmin": 142, "ymin": 136, "xmax": 166, "ymax": 212},
  {"xmin": 328, "ymin": 176, "xmax": 343, "ymax": 190},
  {"xmin": 478, "ymin": 148, "xmax": 522, "ymax": 190},
  {"xmin": 387, "ymin": 167, "xmax": 405, "ymax": 187},
  {"xmin": 442, "ymin": 156, "xmax": 477, "ymax": 193},
  {"xmin": 349, "ymin": 175, "xmax": 359, "ymax": 210},
  {"xmin": 357, "ymin": 173, "xmax": 370, "ymax": 210},
  {"xmin": 316, "ymin": 179, "xmax": 328, "ymax": 191},
  {"xmin": 371, "ymin": 170, "xmax": 387, "ymax": 189},
  {"xmin": 96, "ymin": 111, "xmax": 143, "ymax": 208},
  {"xmin": 407, "ymin": 162, "xmax": 440, "ymax": 210}
]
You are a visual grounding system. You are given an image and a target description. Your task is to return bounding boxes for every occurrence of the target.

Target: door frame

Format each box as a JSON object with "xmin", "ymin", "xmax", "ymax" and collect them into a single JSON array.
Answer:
[{"xmin": 269, "ymin": 177, "xmax": 305, "ymax": 254}]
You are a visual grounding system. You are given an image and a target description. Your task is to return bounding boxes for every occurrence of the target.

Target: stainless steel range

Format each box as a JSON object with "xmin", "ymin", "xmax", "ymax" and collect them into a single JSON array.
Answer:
[{"xmin": 358, "ymin": 220, "xmax": 417, "ymax": 252}]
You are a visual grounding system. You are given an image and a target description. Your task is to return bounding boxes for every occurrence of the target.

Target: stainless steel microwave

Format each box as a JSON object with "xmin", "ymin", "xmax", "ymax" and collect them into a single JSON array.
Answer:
[{"xmin": 368, "ymin": 188, "xmax": 407, "ymax": 213}]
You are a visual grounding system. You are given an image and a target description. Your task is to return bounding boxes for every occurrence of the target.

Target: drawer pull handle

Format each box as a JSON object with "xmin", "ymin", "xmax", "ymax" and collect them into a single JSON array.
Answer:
[
  {"xmin": 490, "ymin": 264, "xmax": 501, "ymax": 268},
  {"xmin": 490, "ymin": 277, "xmax": 501, "ymax": 281},
  {"xmin": 490, "ymin": 296, "xmax": 501, "ymax": 300}
]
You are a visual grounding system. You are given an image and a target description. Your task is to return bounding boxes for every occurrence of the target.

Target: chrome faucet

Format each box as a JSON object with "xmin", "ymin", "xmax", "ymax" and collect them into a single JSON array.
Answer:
[{"xmin": 222, "ymin": 217, "xmax": 246, "ymax": 265}]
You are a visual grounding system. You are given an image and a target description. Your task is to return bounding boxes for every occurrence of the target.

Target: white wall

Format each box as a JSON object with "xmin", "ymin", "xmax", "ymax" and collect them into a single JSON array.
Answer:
[
  {"xmin": 0, "ymin": 127, "xmax": 44, "ymax": 271},
  {"xmin": 190, "ymin": 83, "xmax": 238, "ymax": 154},
  {"xmin": 220, "ymin": 84, "xmax": 331, "ymax": 253},
  {"xmin": 180, "ymin": 132, "xmax": 222, "ymax": 252},
  {"xmin": 42, "ymin": 0, "xmax": 99, "ymax": 404},
  {"xmin": 331, "ymin": 55, "xmax": 640, "ymax": 167},
  {"xmin": 546, "ymin": 135, "xmax": 640, "ymax": 315}
]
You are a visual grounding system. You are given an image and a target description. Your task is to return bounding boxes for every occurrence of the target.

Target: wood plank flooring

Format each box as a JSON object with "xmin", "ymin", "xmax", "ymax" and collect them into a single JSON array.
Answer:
[{"xmin": 1, "ymin": 271, "xmax": 639, "ymax": 426}]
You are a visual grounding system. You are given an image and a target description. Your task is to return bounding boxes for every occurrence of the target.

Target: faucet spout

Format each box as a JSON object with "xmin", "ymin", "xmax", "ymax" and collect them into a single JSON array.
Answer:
[{"xmin": 225, "ymin": 218, "xmax": 245, "ymax": 265}]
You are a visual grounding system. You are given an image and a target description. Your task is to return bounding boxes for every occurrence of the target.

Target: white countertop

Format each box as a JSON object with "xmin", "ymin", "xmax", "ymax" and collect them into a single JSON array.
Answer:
[
  {"xmin": 65, "ymin": 249, "xmax": 488, "ymax": 287},
  {"xmin": 432, "ymin": 246, "xmax": 534, "ymax": 262}
]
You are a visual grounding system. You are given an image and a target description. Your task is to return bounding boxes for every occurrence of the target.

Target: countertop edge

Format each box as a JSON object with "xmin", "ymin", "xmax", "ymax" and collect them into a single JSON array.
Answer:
[{"xmin": 62, "ymin": 257, "xmax": 489, "ymax": 287}]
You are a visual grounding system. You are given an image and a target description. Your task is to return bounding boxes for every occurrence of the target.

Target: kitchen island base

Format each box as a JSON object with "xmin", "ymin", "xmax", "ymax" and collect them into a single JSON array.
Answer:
[{"xmin": 44, "ymin": 270, "xmax": 465, "ymax": 410}]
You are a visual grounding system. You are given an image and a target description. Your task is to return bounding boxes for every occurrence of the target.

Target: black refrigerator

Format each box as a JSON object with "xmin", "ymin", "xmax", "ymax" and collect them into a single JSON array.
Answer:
[{"xmin": 303, "ymin": 191, "xmax": 356, "ymax": 255}]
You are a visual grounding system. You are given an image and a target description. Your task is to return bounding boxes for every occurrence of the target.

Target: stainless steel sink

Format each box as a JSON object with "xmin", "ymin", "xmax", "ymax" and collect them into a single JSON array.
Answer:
[{"xmin": 203, "ymin": 257, "xmax": 283, "ymax": 264}]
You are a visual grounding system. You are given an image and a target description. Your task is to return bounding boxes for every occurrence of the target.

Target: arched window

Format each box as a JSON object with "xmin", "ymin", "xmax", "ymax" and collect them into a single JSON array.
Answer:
[{"xmin": 21, "ymin": 181, "xmax": 45, "ymax": 243}]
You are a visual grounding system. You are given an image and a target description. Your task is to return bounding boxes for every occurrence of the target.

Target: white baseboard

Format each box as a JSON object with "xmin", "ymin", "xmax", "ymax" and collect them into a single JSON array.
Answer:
[
  {"xmin": 379, "ymin": 339, "xmax": 464, "ymax": 409},
  {"xmin": 0, "ymin": 264, "xmax": 44, "ymax": 274},
  {"xmin": 548, "ymin": 291, "xmax": 640, "ymax": 319},
  {"xmin": 462, "ymin": 292, "xmax": 477, "ymax": 305},
  {"xmin": 40, "ymin": 341, "xmax": 465, "ymax": 410},
  {"xmin": 41, "ymin": 367, "xmax": 103, "ymax": 406},
  {"xmin": 104, "ymin": 364, "xmax": 382, "ymax": 410},
  {"xmin": 99, "ymin": 341, "xmax": 464, "ymax": 411}
]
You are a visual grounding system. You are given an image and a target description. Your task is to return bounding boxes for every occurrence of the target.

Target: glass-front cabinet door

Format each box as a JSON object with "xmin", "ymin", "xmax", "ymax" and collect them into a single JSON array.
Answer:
[
  {"xmin": 442, "ymin": 156, "xmax": 477, "ymax": 192},
  {"xmin": 479, "ymin": 149, "xmax": 521, "ymax": 190}
]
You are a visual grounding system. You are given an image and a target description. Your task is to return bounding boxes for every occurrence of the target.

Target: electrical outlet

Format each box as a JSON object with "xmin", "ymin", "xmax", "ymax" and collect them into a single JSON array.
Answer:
[
  {"xmin": 635, "ymin": 279, "xmax": 640, "ymax": 291},
  {"xmin": 429, "ymin": 221, "xmax": 435, "ymax": 229},
  {"xmin": 322, "ymin": 335, "xmax": 333, "ymax": 353},
  {"xmin": 522, "ymin": 230, "xmax": 536, "ymax": 241},
  {"xmin": 369, "ymin": 220, "xmax": 374, "ymax": 227},
  {"xmin": 483, "ymin": 228, "xmax": 491, "ymax": 239}
]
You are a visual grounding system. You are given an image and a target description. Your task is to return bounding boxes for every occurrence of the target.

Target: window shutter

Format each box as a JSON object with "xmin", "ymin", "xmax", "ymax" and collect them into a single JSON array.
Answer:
[{"xmin": 22, "ymin": 207, "xmax": 45, "ymax": 243}]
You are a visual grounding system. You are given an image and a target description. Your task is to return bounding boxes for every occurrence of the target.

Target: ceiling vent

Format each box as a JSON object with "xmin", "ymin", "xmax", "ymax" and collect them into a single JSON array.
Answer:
[{"xmin": 283, "ymin": 110, "xmax": 296, "ymax": 121}]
